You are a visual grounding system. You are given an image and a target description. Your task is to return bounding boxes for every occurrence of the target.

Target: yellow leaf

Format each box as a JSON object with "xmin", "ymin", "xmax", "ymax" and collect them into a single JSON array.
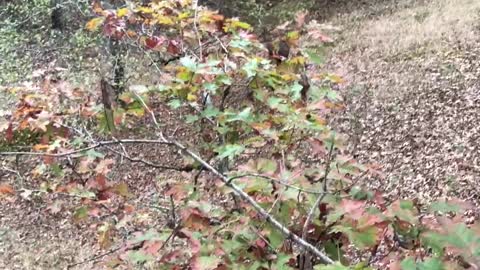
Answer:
[
  {"xmin": 85, "ymin": 17, "xmax": 104, "ymax": 31},
  {"xmin": 178, "ymin": 12, "xmax": 190, "ymax": 20},
  {"xmin": 155, "ymin": 15, "xmax": 175, "ymax": 25},
  {"xmin": 136, "ymin": 7, "xmax": 153, "ymax": 13},
  {"xmin": 33, "ymin": 144, "xmax": 49, "ymax": 151},
  {"xmin": 326, "ymin": 74, "xmax": 344, "ymax": 84},
  {"xmin": 117, "ymin": 8, "xmax": 129, "ymax": 17},
  {"xmin": 187, "ymin": 93, "xmax": 197, "ymax": 101}
]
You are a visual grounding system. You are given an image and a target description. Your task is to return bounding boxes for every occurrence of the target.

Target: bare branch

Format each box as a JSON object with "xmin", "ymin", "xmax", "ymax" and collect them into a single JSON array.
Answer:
[{"xmin": 0, "ymin": 139, "xmax": 173, "ymax": 157}]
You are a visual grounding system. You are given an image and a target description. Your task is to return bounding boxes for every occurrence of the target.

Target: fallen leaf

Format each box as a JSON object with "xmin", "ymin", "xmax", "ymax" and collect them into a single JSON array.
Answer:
[{"xmin": 0, "ymin": 184, "xmax": 15, "ymax": 195}]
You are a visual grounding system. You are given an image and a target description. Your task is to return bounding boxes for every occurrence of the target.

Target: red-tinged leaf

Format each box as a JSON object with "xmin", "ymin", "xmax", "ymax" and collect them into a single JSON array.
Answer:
[
  {"xmin": 340, "ymin": 199, "xmax": 366, "ymax": 220},
  {"xmin": 86, "ymin": 174, "xmax": 109, "ymax": 191},
  {"xmin": 0, "ymin": 184, "xmax": 15, "ymax": 195},
  {"xmin": 160, "ymin": 250, "xmax": 183, "ymax": 263},
  {"xmin": 123, "ymin": 203, "xmax": 135, "ymax": 214},
  {"xmin": 43, "ymin": 155, "xmax": 54, "ymax": 165},
  {"xmin": 4, "ymin": 123, "xmax": 14, "ymax": 142},
  {"xmin": 143, "ymin": 241, "xmax": 162, "ymax": 255},
  {"xmin": 97, "ymin": 190, "xmax": 115, "ymax": 200},
  {"xmin": 373, "ymin": 191, "xmax": 387, "ymax": 210},
  {"xmin": 255, "ymin": 238, "xmax": 267, "ymax": 249},
  {"xmin": 309, "ymin": 138, "xmax": 327, "ymax": 157},
  {"xmin": 295, "ymin": 11, "xmax": 308, "ymax": 29},
  {"xmin": 182, "ymin": 208, "xmax": 211, "ymax": 231},
  {"xmin": 178, "ymin": 229, "xmax": 201, "ymax": 254},
  {"xmin": 89, "ymin": 207, "xmax": 102, "ymax": 217},
  {"xmin": 165, "ymin": 183, "xmax": 190, "ymax": 200},
  {"xmin": 144, "ymin": 36, "xmax": 166, "ymax": 49},
  {"xmin": 167, "ymin": 40, "xmax": 181, "ymax": 55},
  {"xmin": 103, "ymin": 18, "xmax": 126, "ymax": 40}
]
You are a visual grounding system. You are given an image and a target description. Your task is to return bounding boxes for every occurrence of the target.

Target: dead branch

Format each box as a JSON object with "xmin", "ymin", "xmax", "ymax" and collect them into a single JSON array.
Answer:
[{"xmin": 0, "ymin": 139, "xmax": 173, "ymax": 157}]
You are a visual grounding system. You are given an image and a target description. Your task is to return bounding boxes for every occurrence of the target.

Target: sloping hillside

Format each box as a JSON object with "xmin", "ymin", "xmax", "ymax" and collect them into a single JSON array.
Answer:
[{"xmin": 327, "ymin": 0, "xmax": 480, "ymax": 204}]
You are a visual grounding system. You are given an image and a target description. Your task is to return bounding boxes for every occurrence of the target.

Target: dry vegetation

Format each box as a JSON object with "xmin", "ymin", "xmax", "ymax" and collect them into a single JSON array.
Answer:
[
  {"xmin": 327, "ymin": 0, "xmax": 480, "ymax": 204},
  {"xmin": 2, "ymin": 0, "xmax": 480, "ymax": 268}
]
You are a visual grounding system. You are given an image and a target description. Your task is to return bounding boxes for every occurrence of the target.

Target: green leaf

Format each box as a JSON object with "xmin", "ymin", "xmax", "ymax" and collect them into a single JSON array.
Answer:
[
  {"xmin": 70, "ymin": 188, "xmax": 96, "ymax": 199},
  {"xmin": 305, "ymin": 49, "xmax": 324, "ymax": 65},
  {"xmin": 180, "ymin": 56, "xmax": 197, "ymax": 71},
  {"xmin": 130, "ymin": 230, "xmax": 168, "ymax": 244},
  {"xmin": 168, "ymin": 99, "xmax": 182, "ymax": 109},
  {"xmin": 202, "ymin": 106, "xmax": 220, "ymax": 118},
  {"xmin": 333, "ymin": 225, "xmax": 378, "ymax": 249},
  {"xmin": 215, "ymin": 144, "xmax": 245, "ymax": 160},
  {"xmin": 401, "ymin": 257, "xmax": 445, "ymax": 270},
  {"xmin": 324, "ymin": 241, "xmax": 346, "ymax": 263},
  {"xmin": 290, "ymin": 82, "xmax": 303, "ymax": 100},
  {"xmin": 230, "ymin": 20, "xmax": 252, "ymax": 30},
  {"xmin": 429, "ymin": 201, "xmax": 462, "ymax": 214},
  {"xmin": 242, "ymin": 59, "xmax": 259, "ymax": 78},
  {"xmin": 230, "ymin": 38, "xmax": 252, "ymax": 51},
  {"xmin": 73, "ymin": 206, "xmax": 89, "ymax": 222},
  {"xmin": 226, "ymin": 107, "xmax": 253, "ymax": 123},
  {"xmin": 127, "ymin": 250, "xmax": 154, "ymax": 264},
  {"xmin": 256, "ymin": 158, "xmax": 277, "ymax": 174},
  {"xmin": 196, "ymin": 256, "xmax": 221, "ymax": 270},
  {"xmin": 266, "ymin": 224, "xmax": 285, "ymax": 248},
  {"xmin": 400, "ymin": 258, "xmax": 416, "ymax": 270},
  {"xmin": 418, "ymin": 257, "xmax": 444, "ymax": 270},
  {"xmin": 85, "ymin": 149, "xmax": 105, "ymax": 158},
  {"xmin": 272, "ymin": 253, "xmax": 294, "ymax": 270},
  {"xmin": 185, "ymin": 114, "xmax": 200, "ymax": 123}
]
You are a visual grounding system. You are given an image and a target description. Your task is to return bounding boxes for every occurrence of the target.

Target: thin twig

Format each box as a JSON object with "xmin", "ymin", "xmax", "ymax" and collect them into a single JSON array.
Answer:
[
  {"xmin": 192, "ymin": 0, "xmax": 203, "ymax": 60},
  {"xmin": 67, "ymin": 246, "xmax": 121, "ymax": 269},
  {"xmin": 104, "ymin": 146, "xmax": 193, "ymax": 171},
  {"xmin": 300, "ymin": 139, "xmax": 335, "ymax": 264},
  {"xmin": 0, "ymin": 139, "xmax": 173, "ymax": 157}
]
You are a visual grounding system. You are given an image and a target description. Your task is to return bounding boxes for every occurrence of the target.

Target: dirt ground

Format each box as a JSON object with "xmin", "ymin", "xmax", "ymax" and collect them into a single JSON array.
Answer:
[{"xmin": 1, "ymin": 0, "xmax": 480, "ymax": 269}]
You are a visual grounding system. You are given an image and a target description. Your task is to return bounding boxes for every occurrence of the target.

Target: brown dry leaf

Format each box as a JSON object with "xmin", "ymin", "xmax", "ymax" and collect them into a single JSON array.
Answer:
[
  {"xmin": 0, "ymin": 184, "xmax": 15, "ymax": 195},
  {"xmin": 98, "ymin": 223, "xmax": 113, "ymax": 250},
  {"xmin": 112, "ymin": 182, "xmax": 131, "ymax": 198}
]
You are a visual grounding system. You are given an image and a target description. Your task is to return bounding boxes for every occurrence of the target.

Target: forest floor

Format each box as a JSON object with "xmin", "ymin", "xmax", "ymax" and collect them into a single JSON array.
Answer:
[
  {"xmin": 1, "ymin": 0, "xmax": 480, "ymax": 269},
  {"xmin": 326, "ymin": 0, "xmax": 480, "ymax": 204}
]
